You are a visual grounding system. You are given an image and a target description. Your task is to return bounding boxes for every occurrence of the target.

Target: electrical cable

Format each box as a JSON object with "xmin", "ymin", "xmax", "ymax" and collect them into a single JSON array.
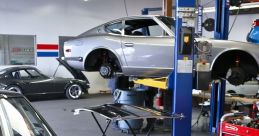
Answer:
[
  {"xmin": 123, "ymin": 0, "xmax": 128, "ymax": 17},
  {"xmin": 192, "ymin": 91, "xmax": 208, "ymax": 128},
  {"xmin": 228, "ymin": 6, "xmax": 241, "ymax": 35}
]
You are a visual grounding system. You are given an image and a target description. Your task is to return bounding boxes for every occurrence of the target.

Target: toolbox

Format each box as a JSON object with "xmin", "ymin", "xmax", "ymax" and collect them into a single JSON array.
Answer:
[
  {"xmin": 219, "ymin": 112, "xmax": 259, "ymax": 136},
  {"xmin": 220, "ymin": 122, "xmax": 259, "ymax": 136}
]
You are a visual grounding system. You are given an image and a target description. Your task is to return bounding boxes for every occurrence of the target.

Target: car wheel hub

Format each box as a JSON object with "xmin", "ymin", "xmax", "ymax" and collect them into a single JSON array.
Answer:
[
  {"xmin": 100, "ymin": 66, "xmax": 110, "ymax": 76},
  {"xmin": 68, "ymin": 84, "xmax": 82, "ymax": 99},
  {"xmin": 227, "ymin": 67, "xmax": 246, "ymax": 86}
]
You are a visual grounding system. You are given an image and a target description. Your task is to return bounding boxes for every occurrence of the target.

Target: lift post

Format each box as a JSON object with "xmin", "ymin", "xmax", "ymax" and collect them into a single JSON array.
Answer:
[
  {"xmin": 209, "ymin": 79, "xmax": 226, "ymax": 133},
  {"xmin": 214, "ymin": 0, "xmax": 230, "ymax": 40},
  {"xmin": 170, "ymin": 0, "xmax": 196, "ymax": 136},
  {"xmin": 209, "ymin": 0, "xmax": 229, "ymax": 133}
]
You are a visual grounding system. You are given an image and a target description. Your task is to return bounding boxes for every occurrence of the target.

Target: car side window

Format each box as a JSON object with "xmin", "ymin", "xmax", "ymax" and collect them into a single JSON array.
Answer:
[
  {"xmin": 148, "ymin": 25, "xmax": 164, "ymax": 36},
  {"xmin": 11, "ymin": 70, "xmax": 30, "ymax": 79},
  {"xmin": 11, "ymin": 71, "xmax": 21, "ymax": 79},
  {"xmin": 19, "ymin": 70, "xmax": 31, "ymax": 79},
  {"xmin": 124, "ymin": 19, "xmax": 169, "ymax": 37},
  {"xmin": 105, "ymin": 22, "xmax": 123, "ymax": 35},
  {"xmin": 26, "ymin": 69, "xmax": 41, "ymax": 78}
]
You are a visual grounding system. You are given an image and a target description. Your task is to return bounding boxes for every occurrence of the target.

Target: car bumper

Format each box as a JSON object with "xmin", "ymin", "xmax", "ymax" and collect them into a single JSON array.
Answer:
[
  {"xmin": 83, "ymin": 84, "xmax": 90, "ymax": 94},
  {"xmin": 62, "ymin": 57, "xmax": 83, "ymax": 62}
]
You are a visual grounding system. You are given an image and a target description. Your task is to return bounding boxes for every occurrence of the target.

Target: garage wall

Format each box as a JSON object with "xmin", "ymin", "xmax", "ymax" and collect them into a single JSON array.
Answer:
[{"xmin": 0, "ymin": 0, "xmax": 162, "ymax": 93}]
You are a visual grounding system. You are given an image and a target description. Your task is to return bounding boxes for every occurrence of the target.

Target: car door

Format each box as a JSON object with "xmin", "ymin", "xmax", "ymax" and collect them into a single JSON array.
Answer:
[
  {"xmin": 26, "ymin": 68, "xmax": 58, "ymax": 94},
  {"xmin": 121, "ymin": 17, "xmax": 174, "ymax": 77},
  {"xmin": 12, "ymin": 69, "xmax": 50, "ymax": 95}
]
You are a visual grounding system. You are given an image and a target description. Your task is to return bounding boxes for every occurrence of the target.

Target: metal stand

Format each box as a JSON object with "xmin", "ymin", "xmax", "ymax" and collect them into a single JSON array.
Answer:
[
  {"xmin": 91, "ymin": 112, "xmax": 112, "ymax": 136},
  {"xmin": 90, "ymin": 112, "xmax": 137, "ymax": 136},
  {"xmin": 209, "ymin": 79, "xmax": 226, "ymax": 133},
  {"xmin": 73, "ymin": 104, "xmax": 183, "ymax": 136}
]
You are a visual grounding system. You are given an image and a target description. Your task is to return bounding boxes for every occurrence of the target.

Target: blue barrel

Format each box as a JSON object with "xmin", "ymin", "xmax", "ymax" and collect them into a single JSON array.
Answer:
[{"xmin": 113, "ymin": 89, "xmax": 145, "ymax": 131}]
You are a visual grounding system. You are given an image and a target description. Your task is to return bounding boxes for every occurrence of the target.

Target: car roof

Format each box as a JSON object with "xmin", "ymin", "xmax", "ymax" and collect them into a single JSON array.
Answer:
[
  {"xmin": 0, "ymin": 65, "xmax": 36, "ymax": 71},
  {"xmin": 0, "ymin": 90, "xmax": 23, "ymax": 98},
  {"xmin": 112, "ymin": 15, "xmax": 173, "ymax": 22},
  {"xmin": 109, "ymin": 15, "xmax": 167, "ymax": 23}
]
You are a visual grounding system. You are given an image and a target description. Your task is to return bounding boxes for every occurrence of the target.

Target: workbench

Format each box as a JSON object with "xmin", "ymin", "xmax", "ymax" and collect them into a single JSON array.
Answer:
[{"xmin": 193, "ymin": 91, "xmax": 259, "ymax": 103}]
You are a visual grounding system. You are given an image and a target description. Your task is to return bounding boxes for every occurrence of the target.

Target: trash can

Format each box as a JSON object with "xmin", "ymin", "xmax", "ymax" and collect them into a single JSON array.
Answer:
[{"xmin": 113, "ymin": 88, "xmax": 145, "ymax": 131}]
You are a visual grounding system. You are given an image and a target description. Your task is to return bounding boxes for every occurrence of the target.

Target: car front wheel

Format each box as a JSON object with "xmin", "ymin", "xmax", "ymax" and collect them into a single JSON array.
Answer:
[
  {"xmin": 66, "ymin": 84, "xmax": 82, "ymax": 100},
  {"xmin": 99, "ymin": 63, "xmax": 114, "ymax": 78},
  {"xmin": 6, "ymin": 85, "xmax": 22, "ymax": 94}
]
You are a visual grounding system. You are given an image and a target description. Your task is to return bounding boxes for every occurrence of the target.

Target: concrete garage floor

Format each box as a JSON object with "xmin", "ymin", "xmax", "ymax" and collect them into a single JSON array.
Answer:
[{"xmin": 32, "ymin": 94, "xmax": 212, "ymax": 136}]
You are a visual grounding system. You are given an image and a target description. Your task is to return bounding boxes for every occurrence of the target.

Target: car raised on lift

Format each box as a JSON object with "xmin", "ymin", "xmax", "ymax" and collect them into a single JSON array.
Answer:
[{"xmin": 63, "ymin": 15, "xmax": 259, "ymax": 86}]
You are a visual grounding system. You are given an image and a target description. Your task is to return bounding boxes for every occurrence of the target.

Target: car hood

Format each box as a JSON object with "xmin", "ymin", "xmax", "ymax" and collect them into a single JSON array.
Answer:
[{"xmin": 56, "ymin": 58, "xmax": 89, "ymax": 84}]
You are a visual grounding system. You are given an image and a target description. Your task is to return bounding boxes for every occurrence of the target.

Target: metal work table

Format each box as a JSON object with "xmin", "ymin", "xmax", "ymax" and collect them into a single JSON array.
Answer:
[
  {"xmin": 73, "ymin": 103, "xmax": 184, "ymax": 136},
  {"xmin": 193, "ymin": 92, "xmax": 259, "ymax": 103}
]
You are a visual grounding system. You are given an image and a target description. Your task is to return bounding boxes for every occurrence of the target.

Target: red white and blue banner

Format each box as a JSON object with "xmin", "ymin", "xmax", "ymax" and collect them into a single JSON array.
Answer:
[{"xmin": 37, "ymin": 44, "xmax": 59, "ymax": 57}]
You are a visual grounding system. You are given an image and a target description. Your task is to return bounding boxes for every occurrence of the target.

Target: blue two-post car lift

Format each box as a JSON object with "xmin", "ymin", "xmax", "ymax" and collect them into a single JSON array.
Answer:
[
  {"xmin": 170, "ymin": 0, "xmax": 196, "ymax": 136},
  {"xmin": 137, "ymin": 0, "xmax": 231, "ymax": 135}
]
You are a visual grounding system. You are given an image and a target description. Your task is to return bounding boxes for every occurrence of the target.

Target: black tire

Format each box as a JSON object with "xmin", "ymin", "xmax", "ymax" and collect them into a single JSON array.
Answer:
[
  {"xmin": 6, "ymin": 85, "xmax": 22, "ymax": 94},
  {"xmin": 227, "ymin": 67, "xmax": 246, "ymax": 86},
  {"xmin": 99, "ymin": 63, "xmax": 114, "ymax": 78},
  {"xmin": 65, "ymin": 84, "xmax": 82, "ymax": 100}
]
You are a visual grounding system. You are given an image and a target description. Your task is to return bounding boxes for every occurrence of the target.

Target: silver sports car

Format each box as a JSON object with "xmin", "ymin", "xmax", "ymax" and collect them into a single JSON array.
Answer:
[{"xmin": 63, "ymin": 15, "xmax": 259, "ymax": 86}]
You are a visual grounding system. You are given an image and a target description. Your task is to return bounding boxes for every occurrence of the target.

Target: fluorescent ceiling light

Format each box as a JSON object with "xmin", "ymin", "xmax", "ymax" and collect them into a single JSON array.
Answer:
[
  {"xmin": 83, "ymin": 0, "xmax": 89, "ymax": 2},
  {"xmin": 203, "ymin": 2, "xmax": 259, "ymax": 13}
]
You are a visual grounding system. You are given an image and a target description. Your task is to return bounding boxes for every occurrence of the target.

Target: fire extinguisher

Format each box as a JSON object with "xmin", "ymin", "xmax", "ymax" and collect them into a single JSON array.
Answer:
[{"xmin": 155, "ymin": 89, "xmax": 163, "ymax": 109}]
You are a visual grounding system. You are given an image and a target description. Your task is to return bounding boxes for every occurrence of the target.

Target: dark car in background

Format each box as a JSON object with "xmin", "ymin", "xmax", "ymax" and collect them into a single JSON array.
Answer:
[
  {"xmin": 0, "ymin": 65, "xmax": 89, "ymax": 99},
  {"xmin": 0, "ymin": 90, "xmax": 56, "ymax": 136}
]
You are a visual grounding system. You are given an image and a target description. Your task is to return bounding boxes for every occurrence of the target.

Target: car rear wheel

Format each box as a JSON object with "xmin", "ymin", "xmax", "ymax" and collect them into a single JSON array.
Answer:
[
  {"xmin": 227, "ymin": 67, "xmax": 246, "ymax": 86},
  {"xmin": 99, "ymin": 63, "xmax": 114, "ymax": 78},
  {"xmin": 66, "ymin": 84, "xmax": 82, "ymax": 100},
  {"xmin": 6, "ymin": 85, "xmax": 22, "ymax": 94}
]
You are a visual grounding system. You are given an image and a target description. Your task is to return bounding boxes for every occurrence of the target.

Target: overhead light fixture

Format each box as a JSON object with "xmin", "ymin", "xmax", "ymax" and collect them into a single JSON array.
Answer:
[
  {"xmin": 203, "ymin": 2, "xmax": 259, "ymax": 13},
  {"xmin": 83, "ymin": 0, "xmax": 89, "ymax": 2}
]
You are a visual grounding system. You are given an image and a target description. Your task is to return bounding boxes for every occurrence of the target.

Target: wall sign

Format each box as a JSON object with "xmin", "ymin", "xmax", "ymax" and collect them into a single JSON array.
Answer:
[{"xmin": 37, "ymin": 44, "xmax": 59, "ymax": 57}]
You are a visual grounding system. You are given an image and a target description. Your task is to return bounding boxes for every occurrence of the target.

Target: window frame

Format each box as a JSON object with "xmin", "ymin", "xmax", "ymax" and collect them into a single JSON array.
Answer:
[
  {"xmin": 0, "ymin": 99, "xmax": 11, "ymax": 136},
  {"xmin": 104, "ymin": 20, "xmax": 123, "ymax": 36},
  {"xmin": 122, "ymin": 17, "xmax": 173, "ymax": 38}
]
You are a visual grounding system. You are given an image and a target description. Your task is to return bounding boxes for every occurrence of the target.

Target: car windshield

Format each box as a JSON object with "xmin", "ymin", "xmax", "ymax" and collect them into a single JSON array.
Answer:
[
  {"xmin": 0, "ymin": 97, "xmax": 55, "ymax": 136},
  {"xmin": 157, "ymin": 16, "xmax": 175, "ymax": 33}
]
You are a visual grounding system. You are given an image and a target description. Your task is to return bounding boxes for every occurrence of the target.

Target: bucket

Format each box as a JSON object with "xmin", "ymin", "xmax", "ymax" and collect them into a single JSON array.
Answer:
[{"xmin": 113, "ymin": 89, "xmax": 145, "ymax": 131}]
